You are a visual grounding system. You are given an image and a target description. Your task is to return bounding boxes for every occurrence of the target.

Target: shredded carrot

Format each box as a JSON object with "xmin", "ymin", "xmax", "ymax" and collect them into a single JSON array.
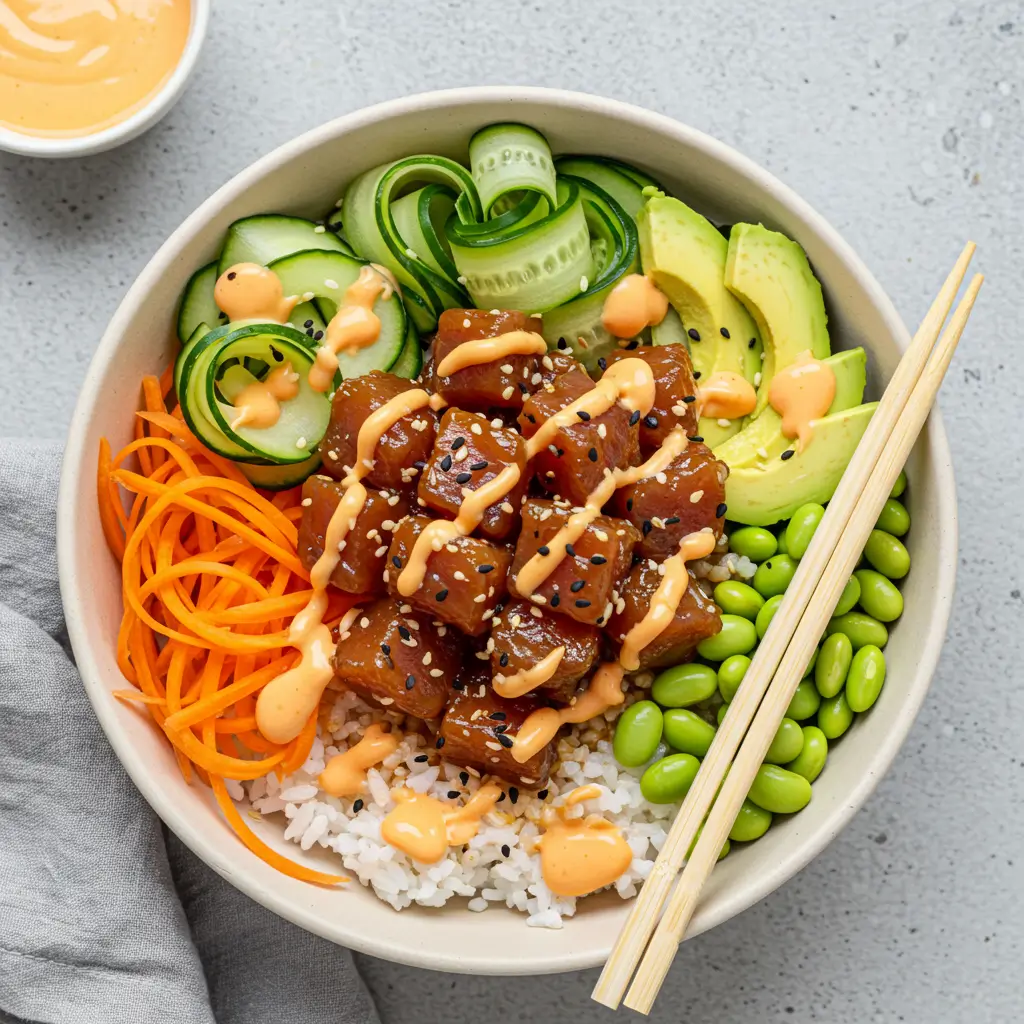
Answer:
[{"xmin": 99, "ymin": 372, "xmax": 357, "ymax": 887}]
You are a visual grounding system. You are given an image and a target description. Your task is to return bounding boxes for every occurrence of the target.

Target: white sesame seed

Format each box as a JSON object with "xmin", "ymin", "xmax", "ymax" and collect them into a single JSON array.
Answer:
[
  {"xmin": 359, "ymin": 616, "xmax": 370, "ymax": 628},
  {"xmin": 717, "ymin": 418, "xmax": 731, "ymax": 428},
  {"xmin": 405, "ymin": 248, "xmax": 418, "ymax": 258},
  {"xmin": 491, "ymin": 418, "xmax": 503, "ymax": 428},
  {"xmin": 405, "ymin": 619, "xmax": 420, "ymax": 630},
  {"xmin": 542, "ymin": 355, "xmax": 554, "ymax": 371},
  {"xmin": 301, "ymin": 497, "xmax": 312, "ymax": 507},
  {"xmin": 337, "ymin": 540, "xmax": 347, "ymax": 552},
  {"xmin": 388, "ymin": 494, "xmax": 400, "ymax": 506},
  {"xmin": 597, "ymin": 423, "xmax": 607, "ymax": 439},
  {"xmin": 485, "ymin": 741, "xmax": 502, "ymax": 752},
  {"xmin": 324, "ymin": 278, "xmax": 339, "ymax": 289},
  {"xmin": 430, "ymin": 668, "xmax": 444, "ymax": 677},
  {"xmin": 754, "ymin": 372, "xmax": 762, "ymax": 387},
  {"xmin": 594, "ymin": 529, "xmax": 608, "ymax": 542},
  {"xmin": 302, "ymin": 291, "xmax": 315, "ymax": 302},
  {"xmin": 580, "ymin": 275, "xmax": 588, "ymax": 291},
  {"xmin": 501, "ymin": 386, "xmax": 514, "ymax": 400},
  {"xmin": 500, "ymin": 363, "xmax": 514, "ymax": 374},
  {"xmin": 422, "ymin": 652, "xmax": 432, "ymax": 665},
  {"xmin": 457, "ymin": 275, "xmax": 468, "ymax": 285},
  {"xmin": 455, "ymin": 447, "xmax": 469, "ymax": 462},
  {"xmin": 327, "ymin": 450, "xmax": 338, "ymax": 460},
  {"xmin": 473, "ymin": 593, "xmax": 487, "ymax": 603},
  {"xmin": 656, "ymin": 472, "xmax": 668, "ymax": 484},
  {"xmin": 690, "ymin": 489, "xmax": 705, "ymax": 503},
  {"xmin": 671, "ymin": 404, "xmax": 686, "ymax": 416},
  {"xmin": 400, "ymin": 604, "xmax": 412, "ymax": 614},
  {"xmin": 501, "ymin": 502, "xmax": 514, "ymax": 514},
  {"xmin": 470, "ymin": 423, "xmax": 483, "ymax": 435},
  {"xmin": 757, "ymin": 447, "xmax": 769, "ymax": 460},
  {"xmin": 489, "ymin": 309, "xmax": 500, "ymax": 315},
  {"xmin": 314, "ymin": 225, "xmax": 326, "ymax": 234},
  {"xmin": 296, "ymin": 437, "xmax": 307, "ymax": 448},
  {"xmin": 374, "ymin": 545, "xmax": 387, "ymax": 557},
  {"xmin": 530, "ymin": 606, "xmax": 543, "ymax": 618},
  {"xmin": 463, "ymin": 318, "xmax": 471, "ymax": 328}
]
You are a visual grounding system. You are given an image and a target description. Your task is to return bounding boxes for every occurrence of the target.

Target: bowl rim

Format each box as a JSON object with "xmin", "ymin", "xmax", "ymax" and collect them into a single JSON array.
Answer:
[
  {"xmin": 0, "ymin": 0, "xmax": 211, "ymax": 159},
  {"xmin": 57, "ymin": 86, "xmax": 958, "ymax": 973}
]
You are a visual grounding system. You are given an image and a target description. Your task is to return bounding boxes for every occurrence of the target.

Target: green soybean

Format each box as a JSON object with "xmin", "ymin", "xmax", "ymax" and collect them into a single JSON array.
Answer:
[
  {"xmin": 755, "ymin": 594, "xmax": 784, "ymax": 639},
  {"xmin": 853, "ymin": 568, "xmax": 903, "ymax": 622},
  {"xmin": 640, "ymin": 752, "xmax": 701, "ymax": 804},
  {"xmin": 688, "ymin": 825, "xmax": 730, "ymax": 861},
  {"xmin": 846, "ymin": 644, "xmax": 886, "ymax": 712},
  {"xmin": 714, "ymin": 580, "xmax": 765, "ymax": 620},
  {"xmin": 785, "ymin": 502, "xmax": 825, "ymax": 559},
  {"xmin": 748, "ymin": 764, "xmax": 813, "ymax": 814},
  {"xmin": 754, "ymin": 554, "xmax": 798, "ymax": 598},
  {"xmin": 815, "ymin": 632, "xmax": 853, "ymax": 698},
  {"xmin": 774, "ymin": 528, "xmax": 789, "ymax": 555},
  {"xmin": 729, "ymin": 526, "xmax": 777, "ymax": 562},
  {"xmin": 613, "ymin": 700, "xmax": 664, "ymax": 767},
  {"xmin": 717, "ymin": 703, "xmax": 729, "ymax": 726},
  {"xmin": 890, "ymin": 469, "xmax": 907, "ymax": 498},
  {"xmin": 651, "ymin": 663, "xmax": 718, "ymax": 708},
  {"xmin": 817, "ymin": 691, "xmax": 854, "ymax": 739},
  {"xmin": 787, "ymin": 679, "xmax": 822, "ymax": 721},
  {"xmin": 863, "ymin": 529, "xmax": 911, "ymax": 580},
  {"xmin": 663, "ymin": 709, "xmax": 717, "ymax": 757},
  {"xmin": 825, "ymin": 611, "xmax": 889, "ymax": 650},
  {"xmin": 876, "ymin": 498, "xmax": 910, "ymax": 537},
  {"xmin": 697, "ymin": 614, "xmax": 758, "ymax": 661},
  {"xmin": 833, "ymin": 576, "xmax": 861, "ymax": 617},
  {"xmin": 729, "ymin": 799, "xmax": 773, "ymax": 843},
  {"xmin": 764, "ymin": 717, "xmax": 805, "ymax": 764},
  {"xmin": 717, "ymin": 654, "xmax": 750, "ymax": 703},
  {"xmin": 786, "ymin": 726, "xmax": 828, "ymax": 782}
]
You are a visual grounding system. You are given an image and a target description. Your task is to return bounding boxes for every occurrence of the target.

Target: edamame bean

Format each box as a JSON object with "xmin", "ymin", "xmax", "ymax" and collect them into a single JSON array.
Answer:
[
  {"xmin": 640, "ymin": 752, "xmax": 700, "ymax": 804},
  {"xmin": 729, "ymin": 526, "xmax": 777, "ymax": 562},
  {"xmin": 729, "ymin": 799, "xmax": 773, "ymax": 842},
  {"xmin": 876, "ymin": 498, "xmax": 910, "ymax": 537},
  {"xmin": 833, "ymin": 575, "xmax": 861, "ymax": 617},
  {"xmin": 651, "ymin": 663, "xmax": 718, "ymax": 707},
  {"xmin": 697, "ymin": 614, "xmax": 758, "ymax": 661},
  {"xmin": 863, "ymin": 529, "xmax": 911, "ymax": 580},
  {"xmin": 717, "ymin": 702, "xmax": 729, "ymax": 726},
  {"xmin": 717, "ymin": 654, "xmax": 750, "ymax": 702},
  {"xmin": 756, "ymin": 593, "xmax": 783, "ymax": 639},
  {"xmin": 787, "ymin": 679, "xmax": 822, "ymax": 721},
  {"xmin": 817, "ymin": 691, "xmax": 854, "ymax": 739},
  {"xmin": 815, "ymin": 632, "xmax": 852, "ymax": 698},
  {"xmin": 853, "ymin": 569, "xmax": 904, "ymax": 622},
  {"xmin": 846, "ymin": 644, "xmax": 887, "ymax": 712},
  {"xmin": 714, "ymin": 580, "xmax": 765, "ymax": 620},
  {"xmin": 613, "ymin": 700, "xmax": 664, "ymax": 767},
  {"xmin": 890, "ymin": 469, "xmax": 907, "ymax": 498},
  {"xmin": 748, "ymin": 763, "xmax": 813, "ymax": 814},
  {"xmin": 825, "ymin": 611, "xmax": 889, "ymax": 650},
  {"xmin": 764, "ymin": 717, "xmax": 805, "ymax": 764},
  {"xmin": 663, "ymin": 709, "xmax": 717, "ymax": 757},
  {"xmin": 753, "ymin": 554, "xmax": 798, "ymax": 598},
  {"xmin": 785, "ymin": 502, "xmax": 825, "ymax": 559},
  {"xmin": 786, "ymin": 726, "xmax": 828, "ymax": 782},
  {"xmin": 774, "ymin": 528, "xmax": 789, "ymax": 555},
  {"xmin": 688, "ymin": 825, "xmax": 730, "ymax": 860}
]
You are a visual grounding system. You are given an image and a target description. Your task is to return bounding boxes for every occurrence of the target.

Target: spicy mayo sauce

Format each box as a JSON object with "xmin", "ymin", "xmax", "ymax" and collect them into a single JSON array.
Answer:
[{"xmin": 0, "ymin": 1, "xmax": 191, "ymax": 139}]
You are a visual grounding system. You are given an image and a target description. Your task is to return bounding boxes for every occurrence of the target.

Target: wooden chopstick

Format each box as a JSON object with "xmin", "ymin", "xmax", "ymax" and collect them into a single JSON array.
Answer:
[
  {"xmin": 592, "ymin": 242, "xmax": 978, "ymax": 1012},
  {"xmin": 623, "ymin": 270, "xmax": 983, "ymax": 1012}
]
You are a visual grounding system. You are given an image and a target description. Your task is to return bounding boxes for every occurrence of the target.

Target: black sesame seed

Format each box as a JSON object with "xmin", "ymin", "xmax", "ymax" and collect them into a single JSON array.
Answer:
[
  {"xmin": 440, "ymin": 454, "xmax": 452, "ymax": 471},
  {"xmin": 683, "ymin": 395, "xmax": 697, "ymax": 403},
  {"xmin": 460, "ymin": 771, "xmax": 469, "ymax": 784},
  {"xmin": 436, "ymin": 737, "xmax": 445, "ymax": 749},
  {"xmin": 626, "ymin": 498, "xmax": 634, "ymax": 512},
  {"xmin": 447, "ymin": 790, "xmax": 460, "ymax": 799},
  {"xmin": 303, "ymin": 319, "xmax": 314, "ymax": 328},
  {"xmin": 306, "ymin": 328, "xmax": 315, "ymax": 337},
  {"xmin": 575, "ymin": 599, "xmax": 592, "ymax": 608},
  {"xmin": 576, "ymin": 410, "xmax": 591, "ymax": 421},
  {"xmin": 517, "ymin": 381, "xmax": 529, "ymax": 394},
  {"xmin": 570, "ymin": 580, "xmax": 586, "ymax": 593},
  {"xmin": 596, "ymin": 615, "xmax": 604, "ymax": 624},
  {"xmin": 550, "ymin": 593, "xmax": 561, "ymax": 607},
  {"xmin": 455, "ymin": 472, "xmax": 472, "ymax": 484},
  {"xmin": 470, "ymin": 460, "xmax": 488, "ymax": 471},
  {"xmin": 313, "ymin": 330, "xmax": 324, "ymax": 341},
  {"xmin": 353, "ymin": 798, "xmax": 364, "ymax": 811},
  {"xmin": 499, "ymin": 652, "xmax": 509, "ymax": 667},
  {"xmin": 405, "ymin": 674, "xmax": 416, "ymax": 689},
  {"xmin": 642, "ymin": 520, "xmax": 653, "ymax": 536},
  {"xmin": 716, "ymin": 502, "xmax": 728, "ymax": 518},
  {"xmin": 557, "ymin": 337, "xmax": 567, "ymax": 349},
  {"xmin": 497, "ymin": 733, "xmax": 514, "ymax": 748},
  {"xmin": 413, "ymin": 460, "xmax": 427, "ymax": 469},
  {"xmin": 644, "ymin": 414, "xmax": 659, "ymax": 429},
  {"xmin": 392, "ymin": 555, "xmax": 402, "ymax": 568},
  {"xmin": 494, "ymin": 724, "xmax": 507, "ymax": 734},
  {"xmin": 629, "ymin": 410, "xmax": 641, "ymax": 426},
  {"xmin": 720, "ymin": 327, "xmax": 731, "ymax": 339},
  {"xmin": 508, "ymin": 786, "xmax": 519, "ymax": 804},
  {"xmin": 526, "ymin": 413, "xmax": 537, "ymax": 424},
  {"xmin": 590, "ymin": 555, "xmax": 607, "ymax": 565},
  {"xmin": 435, "ymin": 589, "xmax": 449, "ymax": 602},
  {"xmin": 381, "ymin": 643, "xmax": 391, "ymax": 656},
  {"xmin": 781, "ymin": 449, "xmax": 795, "ymax": 461},
  {"xmin": 626, "ymin": 340, "xmax": 639, "ymax": 350},
  {"xmin": 597, "ymin": 357, "xmax": 607, "ymax": 371},
  {"xmin": 694, "ymin": 370, "xmax": 702, "ymax": 380},
  {"xmin": 688, "ymin": 328, "xmax": 701, "ymax": 342},
  {"xmin": 588, "ymin": 447, "xmax": 598, "ymax": 462},
  {"xmin": 451, "ymin": 436, "xmax": 466, "ymax": 450},
  {"xmin": 749, "ymin": 337, "xmax": 757, "ymax": 348},
  {"xmin": 398, "ymin": 625, "xmax": 411, "ymax": 640},
  {"xmin": 415, "ymin": 754, "xmax": 428, "ymax": 763},
  {"xmin": 497, "ymin": 791, "xmax": 506, "ymax": 802},
  {"xmin": 478, "ymin": 564, "xmax": 494, "ymax": 574},
  {"xmin": 537, "ymin": 789, "xmax": 548, "ymax": 800},
  {"xmin": 688, "ymin": 435, "xmax": 704, "ymax": 443},
  {"xmin": 452, "ymin": 679, "xmax": 465, "ymax": 691},
  {"xmin": 491, "ymin": 711, "xmax": 507, "ymax": 720},
  {"xmin": 565, "ymin": 543, "xmax": 576, "ymax": 557},
  {"xmin": 538, "ymin": 545, "xmax": 550, "ymax": 556},
  {"xmin": 765, "ymin": 561, "xmax": 773, "ymax": 570},
  {"xmin": 227, "ymin": 271, "xmax": 237, "ymax": 281},
  {"xmin": 665, "ymin": 516, "xmax": 680, "ymax": 525},
  {"xmin": 556, "ymin": 448, "xmax": 565, "ymax": 457},
  {"xmin": 501, "ymin": 843, "xmax": 511, "ymax": 857}
]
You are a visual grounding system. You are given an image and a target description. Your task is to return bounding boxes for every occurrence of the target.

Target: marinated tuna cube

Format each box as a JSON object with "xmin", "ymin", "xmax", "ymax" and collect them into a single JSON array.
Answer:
[
  {"xmin": 417, "ymin": 408, "xmax": 528, "ymax": 541},
  {"xmin": 518, "ymin": 369, "xmax": 639, "ymax": 505},
  {"xmin": 510, "ymin": 499, "xmax": 640, "ymax": 627},
  {"xmin": 606, "ymin": 344, "xmax": 699, "ymax": 454},
  {"xmin": 608, "ymin": 564, "xmax": 722, "ymax": 671},
  {"xmin": 386, "ymin": 515, "xmax": 511, "ymax": 636},
  {"xmin": 332, "ymin": 598, "xmax": 463, "ymax": 719},
  {"xmin": 490, "ymin": 599, "xmax": 599, "ymax": 705},
  {"xmin": 610, "ymin": 441, "xmax": 728, "ymax": 560},
  {"xmin": 439, "ymin": 688, "xmax": 556, "ymax": 788},
  {"xmin": 432, "ymin": 308, "xmax": 542, "ymax": 411},
  {"xmin": 320, "ymin": 371, "xmax": 435, "ymax": 491},
  {"xmin": 298, "ymin": 476, "xmax": 411, "ymax": 596},
  {"xmin": 534, "ymin": 348, "xmax": 585, "ymax": 388}
]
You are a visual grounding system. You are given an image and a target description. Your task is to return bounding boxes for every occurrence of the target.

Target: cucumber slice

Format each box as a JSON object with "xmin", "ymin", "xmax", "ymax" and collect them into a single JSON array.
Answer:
[
  {"xmin": 177, "ymin": 263, "xmax": 224, "ymax": 342},
  {"xmin": 268, "ymin": 250, "xmax": 407, "ymax": 378},
  {"xmin": 601, "ymin": 156, "xmax": 664, "ymax": 191},
  {"xmin": 651, "ymin": 305, "xmax": 690, "ymax": 349},
  {"xmin": 217, "ymin": 215, "xmax": 350, "ymax": 276},
  {"xmin": 554, "ymin": 157, "xmax": 652, "ymax": 220},
  {"xmin": 469, "ymin": 123, "xmax": 558, "ymax": 216},
  {"xmin": 390, "ymin": 320, "xmax": 424, "ymax": 380},
  {"xmin": 174, "ymin": 322, "xmax": 235, "ymax": 403},
  {"xmin": 389, "ymin": 184, "xmax": 460, "ymax": 285},
  {"xmin": 239, "ymin": 452, "xmax": 322, "ymax": 491}
]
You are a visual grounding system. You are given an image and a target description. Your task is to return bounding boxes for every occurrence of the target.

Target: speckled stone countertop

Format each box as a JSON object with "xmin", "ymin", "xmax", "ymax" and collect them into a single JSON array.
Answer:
[{"xmin": 3, "ymin": 1, "xmax": 1021, "ymax": 1020}]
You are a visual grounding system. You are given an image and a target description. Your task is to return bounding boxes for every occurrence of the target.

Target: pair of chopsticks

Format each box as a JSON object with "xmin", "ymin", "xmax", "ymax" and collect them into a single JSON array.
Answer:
[{"xmin": 593, "ymin": 243, "xmax": 982, "ymax": 1015}]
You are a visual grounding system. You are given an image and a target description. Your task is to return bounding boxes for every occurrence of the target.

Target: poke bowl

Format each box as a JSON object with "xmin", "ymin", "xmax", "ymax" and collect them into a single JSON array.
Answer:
[{"xmin": 58, "ymin": 87, "xmax": 957, "ymax": 974}]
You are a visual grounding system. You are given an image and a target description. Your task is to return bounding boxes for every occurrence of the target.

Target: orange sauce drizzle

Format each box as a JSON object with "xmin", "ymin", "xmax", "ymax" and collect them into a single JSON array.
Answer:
[
  {"xmin": 767, "ymin": 349, "xmax": 837, "ymax": 451},
  {"xmin": 215, "ymin": 263, "xmax": 299, "ymax": 323},
  {"xmin": 319, "ymin": 723, "xmax": 399, "ymax": 798},
  {"xmin": 493, "ymin": 645, "xmax": 565, "ymax": 699},
  {"xmin": 601, "ymin": 274, "xmax": 670, "ymax": 339},
  {"xmin": 697, "ymin": 370, "xmax": 758, "ymax": 421},
  {"xmin": 435, "ymin": 330, "xmax": 548, "ymax": 378},
  {"xmin": 229, "ymin": 362, "xmax": 299, "ymax": 430}
]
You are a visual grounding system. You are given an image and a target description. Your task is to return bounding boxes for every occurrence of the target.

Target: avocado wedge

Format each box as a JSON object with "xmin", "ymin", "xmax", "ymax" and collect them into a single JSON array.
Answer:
[
  {"xmin": 725, "ymin": 223, "xmax": 831, "ymax": 418},
  {"xmin": 724, "ymin": 403, "xmax": 877, "ymax": 526},
  {"xmin": 714, "ymin": 348, "xmax": 867, "ymax": 470},
  {"xmin": 638, "ymin": 195, "xmax": 762, "ymax": 447}
]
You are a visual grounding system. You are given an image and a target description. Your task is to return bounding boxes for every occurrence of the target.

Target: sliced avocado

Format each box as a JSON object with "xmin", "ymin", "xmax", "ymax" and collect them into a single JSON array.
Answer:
[
  {"xmin": 725, "ymin": 223, "xmax": 830, "ymax": 418},
  {"xmin": 715, "ymin": 348, "xmax": 867, "ymax": 469},
  {"xmin": 724, "ymin": 403, "xmax": 877, "ymax": 527},
  {"xmin": 638, "ymin": 195, "xmax": 762, "ymax": 447},
  {"xmin": 650, "ymin": 304, "xmax": 689, "ymax": 348}
]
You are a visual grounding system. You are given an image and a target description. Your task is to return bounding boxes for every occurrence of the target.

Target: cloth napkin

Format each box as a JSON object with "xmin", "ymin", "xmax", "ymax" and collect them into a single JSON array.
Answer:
[{"xmin": 0, "ymin": 441, "xmax": 381, "ymax": 1024}]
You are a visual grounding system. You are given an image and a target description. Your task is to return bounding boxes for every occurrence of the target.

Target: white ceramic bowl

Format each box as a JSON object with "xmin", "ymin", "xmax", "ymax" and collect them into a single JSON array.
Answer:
[
  {"xmin": 0, "ymin": 0, "xmax": 209, "ymax": 159},
  {"xmin": 58, "ymin": 87, "xmax": 957, "ymax": 975}
]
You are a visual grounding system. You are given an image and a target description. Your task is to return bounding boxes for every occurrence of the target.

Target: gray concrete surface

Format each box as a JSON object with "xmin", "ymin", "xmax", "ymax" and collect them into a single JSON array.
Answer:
[{"xmin": 2, "ymin": 0, "xmax": 1022, "ymax": 1020}]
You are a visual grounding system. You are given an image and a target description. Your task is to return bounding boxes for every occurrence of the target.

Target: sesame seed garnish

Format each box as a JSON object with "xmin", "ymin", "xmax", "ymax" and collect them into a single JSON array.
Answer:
[
  {"xmin": 690, "ymin": 490, "xmax": 705, "ymax": 503},
  {"xmin": 498, "ymin": 734, "xmax": 514, "ymax": 748},
  {"xmin": 303, "ymin": 319, "xmax": 313, "ymax": 328},
  {"xmin": 508, "ymin": 786, "xmax": 519, "ymax": 804},
  {"xmin": 501, "ymin": 843, "xmax": 511, "ymax": 857},
  {"xmin": 629, "ymin": 410, "xmax": 641, "ymax": 426},
  {"xmin": 537, "ymin": 788, "xmax": 548, "ymax": 799},
  {"xmin": 392, "ymin": 555, "xmax": 402, "ymax": 568},
  {"xmin": 301, "ymin": 497, "xmax": 312, "ymax": 507},
  {"xmin": 313, "ymin": 330, "xmax": 324, "ymax": 341},
  {"xmin": 353, "ymin": 798, "xmax": 364, "ymax": 811},
  {"xmin": 575, "ymin": 599, "xmax": 591, "ymax": 608},
  {"xmin": 665, "ymin": 516, "xmax": 680, "ymax": 525},
  {"xmin": 570, "ymin": 580, "xmax": 585, "ymax": 593},
  {"xmin": 451, "ymin": 436, "xmax": 466, "ymax": 451},
  {"xmin": 500, "ymin": 363, "xmax": 514, "ymax": 374},
  {"xmin": 415, "ymin": 754, "xmax": 428, "ymax": 763},
  {"xmin": 590, "ymin": 555, "xmax": 607, "ymax": 565},
  {"xmin": 626, "ymin": 498, "xmax": 634, "ymax": 512},
  {"xmin": 470, "ymin": 460, "xmax": 488, "ymax": 471},
  {"xmin": 565, "ymin": 543, "xmax": 576, "ymax": 556},
  {"xmin": 720, "ymin": 327, "xmax": 731, "ymax": 338},
  {"xmin": 683, "ymin": 394, "xmax": 696, "ymax": 403},
  {"xmin": 491, "ymin": 711, "xmax": 506, "ymax": 720},
  {"xmin": 405, "ymin": 675, "xmax": 416, "ymax": 689},
  {"xmin": 716, "ymin": 502, "xmax": 728, "ymax": 518},
  {"xmin": 538, "ymin": 545, "xmax": 550, "ymax": 556},
  {"xmin": 436, "ymin": 737, "xmax": 445, "ymax": 749},
  {"xmin": 642, "ymin": 520, "xmax": 653, "ymax": 536},
  {"xmin": 577, "ymin": 410, "xmax": 591, "ymax": 421},
  {"xmin": 688, "ymin": 435, "xmax": 704, "ymax": 443},
  {"xmin": 435, "ymin": 589, "xmax": 449, "ymax": 602},
  {"xmin": 749, "ymin": 337, "xmax": 757, "ymax": 349},
  {"xmin": 455, "ymin": 472, "xmax": 472, "ymax": 484},
  {"xmin": 655, "ymin": 471, "xmax": 668, "ymax": 485},
  {"xmin": 478, "ymin": 564, "xmax": 494, "ymax": 574},
  {"xmin": 688, "ymin": 328, "xmax": 701, "ymax": 341},
  {"xmin": 781, "ymin": 449, "xmax": 795, "ymax": 461},
  {"xmin": 597, "ymin": 357, "xmax": 607, "ymax": 371},
  {"xmin": 550, "ymin": 593, "xmax": 561, "ymax": 607},
  {"xmin": 502, "ymin": 386, "xmax": 515, "ymax": 400},
  {"xmin": 588, "ymin": 447, "xmax": 598, "ymax": 462},
  {"xmin": 694, "ymin": 371, "xmax": 702, "ymax": 379},
  {"xmin": 398, "ymin": 625, "xmax": 411, "ymax": 640},
  {"xmin": 440, "ymin": 454, "xmax": 452, "ymax": 471}
]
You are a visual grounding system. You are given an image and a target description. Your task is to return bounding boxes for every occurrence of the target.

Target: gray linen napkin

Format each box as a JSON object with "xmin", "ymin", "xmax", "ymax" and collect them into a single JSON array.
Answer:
[{"xmin": 0, "ymin": 441, "xmax": 380, "ymax": 1024}]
